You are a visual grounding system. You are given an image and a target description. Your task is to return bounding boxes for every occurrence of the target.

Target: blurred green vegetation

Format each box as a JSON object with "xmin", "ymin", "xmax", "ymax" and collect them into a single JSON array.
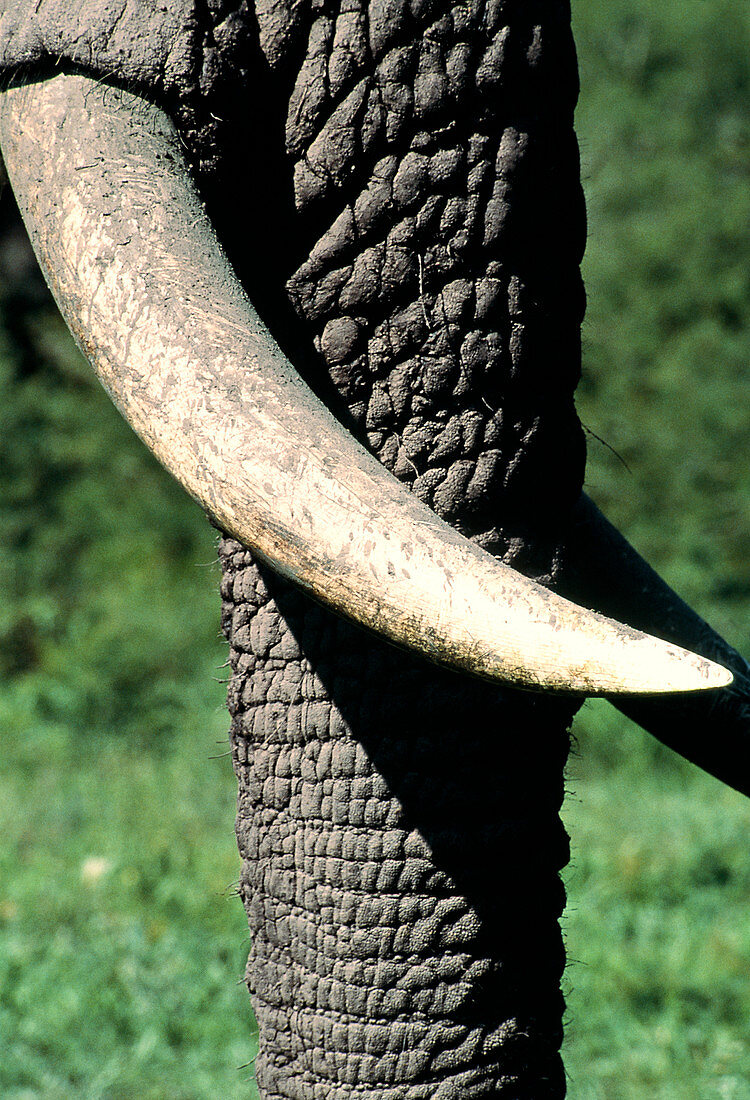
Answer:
[
  {"xmin": 573, "ymin": 0, "xmax": 750, "ymax": 639},
  {"xmin": 0, "ymin": 0, "xmax": 748, "ymax": 1095},
  {"xmin": 564, "ymin": 0, "xmax": 750, "ymax": 1096},
  {"xmin": 0, "ymin": 211, "xmax": 256, "ymax": 1094}
]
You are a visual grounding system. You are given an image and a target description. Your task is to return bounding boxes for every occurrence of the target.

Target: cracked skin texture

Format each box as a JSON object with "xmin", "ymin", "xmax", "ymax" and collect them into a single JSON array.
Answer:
[{"xmin": 1, "ymin": 0, "xmax": 586, "ymax": 1094}]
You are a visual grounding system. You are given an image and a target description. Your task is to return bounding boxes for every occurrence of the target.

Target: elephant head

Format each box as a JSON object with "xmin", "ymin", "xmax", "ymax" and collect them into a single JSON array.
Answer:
[{"xmin": 0, "ymin": 0, "xmax": 747, "ymax": 1095}]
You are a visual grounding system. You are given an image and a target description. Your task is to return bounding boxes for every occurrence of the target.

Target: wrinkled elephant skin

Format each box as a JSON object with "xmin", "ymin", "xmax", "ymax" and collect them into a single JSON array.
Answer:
[{"xmin": 0, "ymin": 0, "xmax": 746, "ymax": 1097}]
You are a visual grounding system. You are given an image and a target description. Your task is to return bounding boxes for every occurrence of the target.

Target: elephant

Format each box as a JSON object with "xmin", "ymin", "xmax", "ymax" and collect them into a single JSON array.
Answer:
[{"xmin": 0, "ymin": 0, "xmax": 747, "ymax": 1095}]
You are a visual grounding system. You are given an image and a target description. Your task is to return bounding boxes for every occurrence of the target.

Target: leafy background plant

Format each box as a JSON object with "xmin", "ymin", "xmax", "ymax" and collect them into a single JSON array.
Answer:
[{"xmin": 0, "ymin": 0, "xmax": 748, "ymax": 1095}]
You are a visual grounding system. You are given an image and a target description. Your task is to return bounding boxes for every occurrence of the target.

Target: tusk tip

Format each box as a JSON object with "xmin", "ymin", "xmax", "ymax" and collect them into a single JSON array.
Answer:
[
  {"xmin": 567, "ymin": 616, "xmax": 737, "ymax": 696},
  {"xmin": 634, "ymin": 647, "xmax": 733, "ymax": 695},
  {"xmin": 684, "ymin": 656, "xmax": 734, "ymax": 692}
]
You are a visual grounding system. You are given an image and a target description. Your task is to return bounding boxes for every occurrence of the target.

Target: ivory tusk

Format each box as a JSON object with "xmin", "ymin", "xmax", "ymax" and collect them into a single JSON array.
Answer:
[{"xmin": 0, "ymin": 73, "xmax": 733, "ymax": 695}]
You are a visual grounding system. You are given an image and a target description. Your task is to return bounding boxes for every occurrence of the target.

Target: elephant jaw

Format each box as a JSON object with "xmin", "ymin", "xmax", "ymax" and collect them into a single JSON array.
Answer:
[{"xmin": 0, "ymin": 72, "xmax": 732, "ymax": 697}]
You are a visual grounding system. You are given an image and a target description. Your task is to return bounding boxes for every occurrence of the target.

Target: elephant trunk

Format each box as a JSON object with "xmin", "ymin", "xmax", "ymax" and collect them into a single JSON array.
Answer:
[
  {"xmin": 221, "ymin": 1, "xmax": 584, "ymax": 1094},
  {"xmin": 222, "ymin": 538, "xmax": 572, "ymax": 1098}
]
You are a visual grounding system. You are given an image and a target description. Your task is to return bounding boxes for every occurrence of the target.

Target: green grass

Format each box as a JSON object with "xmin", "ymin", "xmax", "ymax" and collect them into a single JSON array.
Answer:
[
  {"xmin": 0, "ymin": 708, "xmax": 256, "ymax": 1099},
  {"xmin": 563, "ymin": 708, "xmax": 750, "ymax": 1099},
  {"xmin": 1, "ymin": 0, "xmax": 749, "ymax": 1094},
  {"xmin": 0, "ymin": 297, "xmax": 258, "ymax": 1096},
  {"xmin": 562, "ymin": 1, "xmax": 750, "ymax": 1094}
]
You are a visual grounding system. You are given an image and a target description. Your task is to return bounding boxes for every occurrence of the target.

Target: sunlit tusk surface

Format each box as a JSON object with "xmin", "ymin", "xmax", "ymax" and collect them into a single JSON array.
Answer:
[{"xmin": 0, "ymin": 73, "xmax": 733, "ymax": 695}]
